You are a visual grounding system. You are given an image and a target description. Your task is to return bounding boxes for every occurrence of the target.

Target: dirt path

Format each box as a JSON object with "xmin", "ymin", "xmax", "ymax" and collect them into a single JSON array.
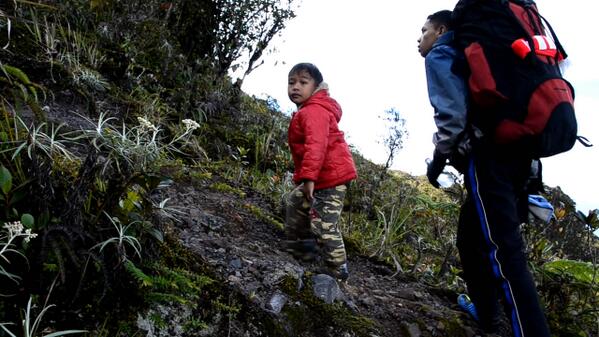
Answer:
[{"xmin": 162, "ymin": 174, "xmax": 498, "ymax": 337}]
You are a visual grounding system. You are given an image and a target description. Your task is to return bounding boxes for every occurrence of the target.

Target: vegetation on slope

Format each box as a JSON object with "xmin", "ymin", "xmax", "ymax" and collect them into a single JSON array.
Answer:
[{"xmin": 0, "ymin": 0, "xmax": 597, "ymax": 336}]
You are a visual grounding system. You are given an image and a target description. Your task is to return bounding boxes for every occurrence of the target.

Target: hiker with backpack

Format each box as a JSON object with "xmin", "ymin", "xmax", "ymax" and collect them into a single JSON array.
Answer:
[
  {"xmin": 417, "ymin": 8, "xmax": 491, "ymax": 329},
  {"xmin": 417, "ymin": 10, "xmax": 472, "ymax": 184},
  {"xmin": 418, "ymin": 1, "xmax": 579, "ymax": 334}
]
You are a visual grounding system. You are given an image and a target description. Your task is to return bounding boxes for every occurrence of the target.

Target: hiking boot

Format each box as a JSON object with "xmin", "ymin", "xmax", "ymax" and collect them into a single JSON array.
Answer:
[
  {"xmin": 335, "ymin": 263, "xmax": 349, "ymax": 281},
  {"xmin": 284, "ymin": 239, "xmax": 318, "ymax": 262},
  {"xmin": 317, "ymin": 263, "xmax": 349, "ymax": 282},
  {"xmin": 457, "ymin": 293, "xmax": 479, "ymax": 321}
]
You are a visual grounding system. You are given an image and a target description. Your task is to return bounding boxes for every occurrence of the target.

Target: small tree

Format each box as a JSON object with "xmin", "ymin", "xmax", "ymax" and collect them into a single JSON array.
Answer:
[
  {"xmin": 365, "ymin": 108, "xmax": 408, "ymax": 218},
  {"xmin": 379, "ymin": 108, "xmax": 407, "ymax": 177},
  {"xmin": 212, "ymin": 0, "xmax": 297, "ymax": 80}
]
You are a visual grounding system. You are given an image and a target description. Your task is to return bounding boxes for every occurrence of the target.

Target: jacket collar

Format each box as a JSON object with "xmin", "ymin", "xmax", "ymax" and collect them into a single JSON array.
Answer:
[
  {"xmin": 313, "ymin": 82, "xmax": 329, "ymax": 95},
  {"xmin": 299, "ymin": 82, "xmax": 329, "ymax": 108},
  {"xmin": 433, "ymin": 31, "xmax": 455, "ymax": 48}
]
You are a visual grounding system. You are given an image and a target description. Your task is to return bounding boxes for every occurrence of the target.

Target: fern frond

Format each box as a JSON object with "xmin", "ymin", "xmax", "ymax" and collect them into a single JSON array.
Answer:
[{"xmin": 124, "ymin": 260, "xmax": 153, "ymax": 287}]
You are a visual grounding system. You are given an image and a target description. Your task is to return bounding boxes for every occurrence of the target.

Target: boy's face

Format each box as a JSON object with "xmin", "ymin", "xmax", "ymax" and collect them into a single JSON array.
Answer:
[
  {"xmin": 417, "ymin": 19, "xmax": 444, "ymax": 57},
  {"xmin": 288, "ymin": 70, "xmax": 318, "ymax": 106}
]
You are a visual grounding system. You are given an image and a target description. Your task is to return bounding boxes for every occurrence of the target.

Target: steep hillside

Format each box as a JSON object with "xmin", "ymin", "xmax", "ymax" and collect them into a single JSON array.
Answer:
[{"xmin": 0, "ymin": 1, "xmax": 597, "ymax": 337}]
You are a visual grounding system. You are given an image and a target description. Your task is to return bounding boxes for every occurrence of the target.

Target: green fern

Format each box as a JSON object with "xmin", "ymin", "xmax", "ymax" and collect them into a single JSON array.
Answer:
[
  {"xmin": 146, "ymin": 292, "xmax": 189, "ymax": 305},
  {"xmin": 212, "ymin": 297, "xmax": 240, "ymax": 314},
  {"xmin": 124, "ymin": 260, "xmax": 153, "ymax": 287},
  {"xmin": 125, "ymin": 261, "xmax": 215, "ymax": 305}
]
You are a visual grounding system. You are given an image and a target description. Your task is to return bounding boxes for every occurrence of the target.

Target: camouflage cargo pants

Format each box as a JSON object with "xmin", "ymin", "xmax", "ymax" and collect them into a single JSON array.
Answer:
[{"xmin": 284, "ymin": 184, "xmax": 348, "ymax": 267}]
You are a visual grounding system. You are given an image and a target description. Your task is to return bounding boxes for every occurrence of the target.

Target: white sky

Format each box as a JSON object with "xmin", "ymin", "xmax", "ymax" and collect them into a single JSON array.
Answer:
[{"xmin": 241, "ymin": 0, "xmax": 598, "ymax": 214}]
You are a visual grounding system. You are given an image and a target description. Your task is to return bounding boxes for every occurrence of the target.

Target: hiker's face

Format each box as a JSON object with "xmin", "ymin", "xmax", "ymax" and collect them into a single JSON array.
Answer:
[
  {"xmin": 418, "ymin": 20, "xmax": 442, "ymax": 57},
  {"xmin": 288, "ymin": 70, "xmax": 318, "ymax": 106}
]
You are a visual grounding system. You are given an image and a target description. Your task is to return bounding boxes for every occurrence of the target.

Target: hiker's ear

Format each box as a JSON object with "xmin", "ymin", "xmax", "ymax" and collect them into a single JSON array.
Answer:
[{"xmin": 438, "ymin": 25, "xmax": 448, "ymax": 35}]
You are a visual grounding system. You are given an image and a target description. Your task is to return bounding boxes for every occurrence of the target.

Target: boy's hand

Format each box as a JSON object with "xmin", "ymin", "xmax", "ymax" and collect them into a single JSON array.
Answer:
[{"xmin": 302, "ymin": 181, "xmax": 315, "ymax": 201}]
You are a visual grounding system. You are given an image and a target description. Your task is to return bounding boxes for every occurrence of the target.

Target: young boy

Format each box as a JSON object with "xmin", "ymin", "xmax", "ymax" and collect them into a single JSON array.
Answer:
[{"xmin": 284, "ymin": 63, "xmax": 357, "ymax": 281}]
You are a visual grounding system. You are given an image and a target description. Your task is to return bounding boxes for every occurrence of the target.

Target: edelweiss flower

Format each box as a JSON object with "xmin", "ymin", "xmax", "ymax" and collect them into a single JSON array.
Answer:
[
  {"xmin": 137, "ymin": 117, "xmax": 158, "ymax": 132},
  {"xmin": 3, "ymin": 221, "xmax": 37, "ymax": 242},
  {"xmin": 23, "ymin": 228, "xmax": 38, "ymax": 243},
  {"xmin": 182, "ymin": 119, "xmax": 200, "ymax": 131},
  {"xmin": 4, "ymin": 221, "xmax": 24, "ymax": 235}
]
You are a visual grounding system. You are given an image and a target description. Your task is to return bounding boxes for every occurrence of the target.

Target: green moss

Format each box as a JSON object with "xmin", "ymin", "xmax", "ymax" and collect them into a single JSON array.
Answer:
[
  {"xmin": 52, "ymin": 155, "xmax": 82, "ymax": 179},
  {"xmin": 439, "ymin": 316, "xmax": 469, "ymax": 337},
  {"xmin": 159, "ymin": 233, "xmax": 208, "ymax": 271},
  {"xmin": 149, "ymin": 313, "xmax": 167, "ymax": 329},
  {"xmin": 209, "ymin": 182, "xmax": 246, "ymax": 197},
  {"xmin": 278, "ymin": 274, "xmax": 378, "ymax": 337},
  {"xmin": 190, "ymin": 170, "xmax": 213, "ymax": 182},
  {"xmin": 243, "ymin": 203, "xmax": 284, "ymax": 230},
  {"xmin": 343, "ymin": 230, "xmax": 368, "ymax": 256},
  {"xmin": 183, "ymin": 317, "xmax": 209, "ymax": 332}
]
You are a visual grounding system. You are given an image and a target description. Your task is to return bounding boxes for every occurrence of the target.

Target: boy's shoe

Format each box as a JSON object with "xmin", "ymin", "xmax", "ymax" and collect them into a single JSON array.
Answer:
[
  {"xmin": 457, "ymin": 293, "xmax": 479, "ymax": 321},
  {"xmin": 335, "ymin": 263, "xmax": 349, "ymax": 281},
  {"xmin": 284, "ymin": 239, "xmax": 318, "ymax": 262},
  {"xmin": 317, "ymin": 263, "xmax": 349, "ymax": 282}
]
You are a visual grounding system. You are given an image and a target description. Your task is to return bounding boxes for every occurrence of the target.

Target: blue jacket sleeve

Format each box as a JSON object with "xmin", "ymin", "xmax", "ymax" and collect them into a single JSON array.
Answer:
[{"xmin": 425, "ymin": 45, "xmax": 468, "ymax": 156}]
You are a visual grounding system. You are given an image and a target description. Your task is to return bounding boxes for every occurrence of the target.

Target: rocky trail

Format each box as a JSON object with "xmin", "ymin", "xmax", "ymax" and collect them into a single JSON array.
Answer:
[{"xmin": 155, "ymin": 174, "xmax": 506, "ymax": 337}]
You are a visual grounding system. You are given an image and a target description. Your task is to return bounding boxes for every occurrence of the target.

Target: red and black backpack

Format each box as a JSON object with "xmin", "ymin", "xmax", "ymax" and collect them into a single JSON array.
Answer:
[{"xmin": 452, "ymin": 0, "xmax": 590, "ymax": 157}]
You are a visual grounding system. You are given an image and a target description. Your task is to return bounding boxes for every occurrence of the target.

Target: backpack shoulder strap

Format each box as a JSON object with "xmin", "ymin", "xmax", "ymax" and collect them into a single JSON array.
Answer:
[
  {"xmin": 525, "ymin": 5, "xmax": 568, "ymax": 61},
  {"xmin": 505, "ymin": 0, "xmax": 567, "ymax": 68},
  {"xmin": 576, "ymin": 136, "xmax": 593, "ymax": 148}
]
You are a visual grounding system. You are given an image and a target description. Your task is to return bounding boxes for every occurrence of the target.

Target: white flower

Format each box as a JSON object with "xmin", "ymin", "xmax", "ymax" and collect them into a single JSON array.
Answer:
[
  {"xmin": 4, "ymin": 221, "xmax": 23, "ymax": 235},
  {"xmin": 2, "ymin": 221, "xmax": 37, "ymax": 242},
  {"xmin": 24, "ymin": 230, "xmax": 38, "ymax": 243},
  {"xmin": 137, "ymin": 117, "xmax": 158, "ymax": 132},
  {"xmin": 182, "ymin": 119, "xmax": 200, "ymax": 131}
]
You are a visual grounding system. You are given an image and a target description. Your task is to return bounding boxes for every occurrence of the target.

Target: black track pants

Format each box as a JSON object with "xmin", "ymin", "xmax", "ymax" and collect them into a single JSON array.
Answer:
[{"xmin": 457, "ymin": 149, "xmax": 550, "ymax": 337}]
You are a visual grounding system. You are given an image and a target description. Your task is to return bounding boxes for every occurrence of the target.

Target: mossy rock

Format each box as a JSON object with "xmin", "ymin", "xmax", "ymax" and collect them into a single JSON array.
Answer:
[{"xmin": 277, "ymin": 274, "xmax": 378, "ymax": 337}]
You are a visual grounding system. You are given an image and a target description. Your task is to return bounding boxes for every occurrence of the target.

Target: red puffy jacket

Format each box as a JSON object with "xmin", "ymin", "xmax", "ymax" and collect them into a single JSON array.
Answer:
[{"xmin": 288, "ymin": 89, "xmax": 357, "ymax": 190}]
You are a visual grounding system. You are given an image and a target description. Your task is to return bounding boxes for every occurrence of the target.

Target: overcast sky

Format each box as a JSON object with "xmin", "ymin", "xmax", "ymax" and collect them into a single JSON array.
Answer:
[{"xmin": 240, "ymin": 0, "xmax": 598, "ymax": 214}]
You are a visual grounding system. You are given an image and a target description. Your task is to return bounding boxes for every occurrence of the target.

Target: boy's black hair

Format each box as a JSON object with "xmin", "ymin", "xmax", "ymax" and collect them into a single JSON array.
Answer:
[
  {"xmin": 428, "ymin": 10, "xmax": 453, "ymax": 30},
  {"xmin": 288, "ymin": 63, "xmax": 323, "ymax": 85}
]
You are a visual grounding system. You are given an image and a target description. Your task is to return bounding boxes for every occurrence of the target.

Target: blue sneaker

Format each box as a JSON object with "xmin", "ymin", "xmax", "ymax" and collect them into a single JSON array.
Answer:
[{"xmin": 458, "ymin": 294, "xmax": 479, "ymax": 321}]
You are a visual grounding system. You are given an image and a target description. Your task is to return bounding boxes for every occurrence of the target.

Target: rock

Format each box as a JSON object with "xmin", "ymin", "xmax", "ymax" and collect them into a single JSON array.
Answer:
[
  {"xmin": 267, "ymin": 293, "xmax": 288, "ymax": 314},
  {"xmin": 396, "ymin": 288, "xmax": 418, "ymax": 301},
  {"xmin": 342, "ymin": 297, "xmax": 360, "ymax": 314},
  {"xmin": 373, "ymin": 295, "xmax": 389, "ymax": 302},
  {"xmin": 463, "ymin": 326, "xmax": 477, "ymax": 337},
  {"xmin": 360, "ymin": 296, "xmax": 375, "ymax": 307},
  {"xmin": 413, "ymin": 291, "xmax": 425, "ymax": 299},
  {"xmin": 136, "ymin": 303, "xmax": 194, "ymax": 337},
  {"xmin": 136, "ymin": 314, "xmax": 155, "ymax": 336},
  {"xmin": 245, "ymin": 281, "xmax": 261, "ymax": 294},
  {"xmin": 311, "ymin": 274, "xmax": 342, "ymax": 304},
  {"xmin": 436, "ymin": 321, "xmax": 445, "ymax": 330},
  {"xmin": 401, "ymin": 322, "xmax": 422, "ymax": 337},
  {"xmin": 195, "ymin": 212, "xmax": 226, "ymax": 231},
  {"xmin": 228, "ymin": 275, "xmax": 241, "ymax": 284},
  {"xmin": 229, "ymin": 258, "xmax": 242, "ymax": 269}
]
